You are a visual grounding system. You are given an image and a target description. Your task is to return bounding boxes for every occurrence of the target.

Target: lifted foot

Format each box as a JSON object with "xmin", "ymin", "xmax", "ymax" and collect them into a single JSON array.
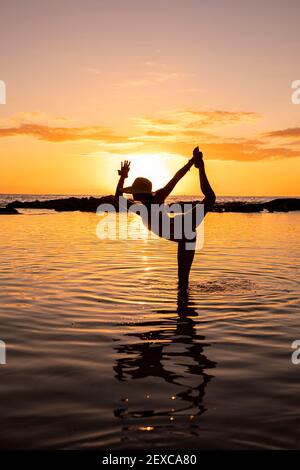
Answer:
[{"xmin": 193, "ymin": 146, "xmax": 203, "ymax": 168}]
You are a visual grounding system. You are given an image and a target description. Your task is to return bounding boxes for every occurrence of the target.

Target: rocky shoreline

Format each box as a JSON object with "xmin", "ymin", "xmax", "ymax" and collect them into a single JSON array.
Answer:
[{"xmin": 2, "ymin": 196, "xmax": 300, "ymax": 214}]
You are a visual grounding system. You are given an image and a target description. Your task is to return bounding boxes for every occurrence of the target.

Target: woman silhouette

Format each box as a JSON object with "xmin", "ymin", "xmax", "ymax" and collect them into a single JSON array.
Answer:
[{"xmin": 115, "ymin": 147, "xmax": 216, "ymax": 291}]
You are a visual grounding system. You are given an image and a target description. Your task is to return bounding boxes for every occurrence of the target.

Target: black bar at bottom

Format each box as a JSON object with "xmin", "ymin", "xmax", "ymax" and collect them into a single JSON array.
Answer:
[{"xmin": 0, "ymin": 450, "xmax": 299, "ymax": 468}]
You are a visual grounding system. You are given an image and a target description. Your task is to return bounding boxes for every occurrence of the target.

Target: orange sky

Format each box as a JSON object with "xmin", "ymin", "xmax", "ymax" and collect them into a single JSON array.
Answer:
[{"xmin": 1, "ymin": 0, "xmax": 300, "ymax": 196}]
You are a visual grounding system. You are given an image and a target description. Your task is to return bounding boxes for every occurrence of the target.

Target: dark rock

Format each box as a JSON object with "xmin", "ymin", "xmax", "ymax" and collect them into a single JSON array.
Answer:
[
  {"xmin": 212, "ymin": 198, "xmax": 300, "ymax": 213},
  {"xmin": 212, "ymin": 202, "xmax": 264, "ymax": 213},
  {"xmin": 0, "ymin": 207, "xmax": 19, "ymax": 214},
  {"xmin": 6, "ymin": 195, "xmax": 122, "ymax": 213},
  {"xmin": 263, "ymin": 198, "xmax": 300, "ymax": 212},
  {"xmin": 5, "ymin": 196, "xmax": 300, "ymax": 214}
]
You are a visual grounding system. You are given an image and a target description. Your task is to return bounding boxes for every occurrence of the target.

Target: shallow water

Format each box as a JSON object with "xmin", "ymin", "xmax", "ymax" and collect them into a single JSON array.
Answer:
[{"xmin": 0, "ymin": 210, "xmax": 299, "ymax": 449}]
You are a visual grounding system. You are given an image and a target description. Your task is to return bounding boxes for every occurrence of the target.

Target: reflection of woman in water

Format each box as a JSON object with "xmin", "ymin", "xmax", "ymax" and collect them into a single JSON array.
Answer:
[
  {"xmin": 113, "ymin": 292, "xmax": 217, "ymax": 440},
  {"xmin": 115, "ymin": 147, "xmax": 216, "ymax": 291}
]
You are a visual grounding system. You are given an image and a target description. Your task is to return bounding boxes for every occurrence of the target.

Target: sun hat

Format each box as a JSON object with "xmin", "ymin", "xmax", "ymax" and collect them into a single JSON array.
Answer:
[{"xmin": 123, "ymin": 177, "xmax": 153, "ymax": 195}]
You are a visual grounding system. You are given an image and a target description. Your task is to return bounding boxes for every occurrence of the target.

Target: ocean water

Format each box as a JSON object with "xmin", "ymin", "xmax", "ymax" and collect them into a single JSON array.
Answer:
[{"xmin": 0, "ymin": 196, "xmax": 299, "ymax": 449}]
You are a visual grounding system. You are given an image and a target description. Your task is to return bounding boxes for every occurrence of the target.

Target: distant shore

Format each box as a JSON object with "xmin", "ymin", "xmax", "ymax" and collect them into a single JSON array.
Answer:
[{"xmin": 1, "ymin": 196, "xmax": 299, "ymax": 214}]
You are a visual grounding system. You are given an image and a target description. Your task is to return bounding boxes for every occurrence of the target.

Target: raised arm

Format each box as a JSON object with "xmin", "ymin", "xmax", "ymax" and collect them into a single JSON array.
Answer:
[
  {"xmin": 154, "ymin": 157, "xmax": 194, "ymax": 203},
  {"xmin": 115, "ymin": 160, "xmax": 131, "ymax": 197}
]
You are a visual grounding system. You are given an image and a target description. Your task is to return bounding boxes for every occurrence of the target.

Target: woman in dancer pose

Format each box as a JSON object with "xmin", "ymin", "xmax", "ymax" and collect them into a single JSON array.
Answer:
[{"xmin": 115, "ymin": 147, "xmax": 216, "ymax": 291}]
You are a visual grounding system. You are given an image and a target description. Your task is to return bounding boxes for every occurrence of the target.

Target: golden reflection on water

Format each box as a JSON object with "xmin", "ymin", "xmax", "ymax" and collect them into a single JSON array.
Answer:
[
  {"xmin": 0, "ymin": 210, "xmax": 300, "ymax": 449},
  {"xmin": 139, "ymin": 426, "xmax": 155, "ymax": 432}
]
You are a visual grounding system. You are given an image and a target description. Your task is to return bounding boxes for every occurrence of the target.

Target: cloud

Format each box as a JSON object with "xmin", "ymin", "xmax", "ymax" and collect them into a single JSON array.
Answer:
[
  {"xmin": 0, "ymin": 111, "xmax": 73, "ymax": 127},
  {"xmin": 114, "ymin": 62, "xmax": 194, "ymax": 88},
  {"xmin": 131, "ymin": 109, "xmax": 260, "ymax": 146},
  {"xmin": 114, "ymin": 72, "xmax": 190, "ymax": 88},
  {"xmin": 1, "ymin": 108, "xmax": 299, "ymax": 162},
  {"xmin": 178, "ymin": 87, "xmax": 203, "ymax": 93},
  {"xmin": 264, "ymin": 127, "xmax": 300, "ymax": 139},
  {"xmin": 16, "ymin": 112, "xmax": 72, "ymax": 124},
  {"xmin": 201, "ymin": 141, "xmax": 300, "ymax": 161},
  {"xmin": 153, "ymin": 140, "xmax": 300, "ymax": 161},
  {"xmin": 86, "ymin": 67, "xmax": 102, "ymax": 76},
  {"xmin": 134, "ymin": 109, "xmax": 260, "ymax": 133},
  {"xmin": 184, "ymin": 110, "xmax": 259, "ymax": 125},
  {"xmin": 88, "ymin": 137, "xmax": 300, "ymax": 161},
  {"xmin": 0, "ymin": 123, "xmax": 124, "ymax": 143},
  {"xmin": 3, "ymin": 108, "xmax": 243, "ymax": 145}
]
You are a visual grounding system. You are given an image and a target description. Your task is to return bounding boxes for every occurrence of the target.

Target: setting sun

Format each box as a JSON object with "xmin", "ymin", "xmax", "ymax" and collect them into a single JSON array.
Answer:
[{"xmin": 124, "ymin": 153, "xmax": 171, "ymax": 190}]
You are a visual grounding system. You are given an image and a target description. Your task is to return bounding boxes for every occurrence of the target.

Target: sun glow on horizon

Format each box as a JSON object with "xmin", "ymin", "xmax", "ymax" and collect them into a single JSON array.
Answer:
[
  {"xmin": 123, "ymin": 153, "xmax": 172, "ymax": 191},
  {"xmin": 1, "ymin": 1, "xmax": 300, "ymax": 196}
]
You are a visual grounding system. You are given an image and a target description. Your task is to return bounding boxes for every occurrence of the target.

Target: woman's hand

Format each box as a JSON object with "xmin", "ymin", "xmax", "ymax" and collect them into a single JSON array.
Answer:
[
  {"xmin": 118, "ymin": 160, "xmax": 131, "ymax": 178},
  {"xmin": 193, "ymin": 146, "xmax": 203, "ymax": 159},
  {"xmin": 193, "ymin": 146, "xmax": 203, "ymax": 168}
]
